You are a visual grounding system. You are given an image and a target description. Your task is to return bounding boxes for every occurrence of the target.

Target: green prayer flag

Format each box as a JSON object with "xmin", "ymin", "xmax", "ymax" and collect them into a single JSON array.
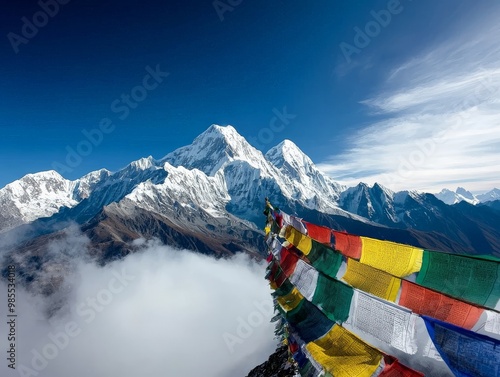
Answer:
[
  {"xmin": 272, "ymin": 279, "xmax": 294, "ymax": 297},
  {"xmin": 312, "ymin": 274, "xmax": 353, "ymax": 323},
  {"xmin": 416, "ymin": 250, "xmax": 500, "ymax": 309},
  {"xmin": 307, "ymin": 240, "xmax": 343, "ymax": 278}
]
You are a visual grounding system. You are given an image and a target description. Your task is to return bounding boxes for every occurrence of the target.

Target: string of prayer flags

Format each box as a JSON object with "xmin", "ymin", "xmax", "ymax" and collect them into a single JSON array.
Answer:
[
  {"xmin": 292, "ymin": 348, "xmax": 309, "ymax": 369},
  {"xmin": 332, "ymin": 231, "xmax": 362, "ymax": 260},
  {"xmin": 423, "ymin": 316, "xmax": 500, "ymax": 377},
  {"xmin": 298, "ymin": 360, "xmax": 321, "ymax": 377},
  {"xmin": 416, "ymin": 251, "xmax": 500, "ymax": 309},
  {"xmin": 265, "ymin": 206, "xmax": 500, "ymax": 377},
  {"xmin": 399, "ymin": 280, "xmax": 484, "ymax": 330},
  {"xmin": 341, "ymin": 258, "xmax": 401, "ymax": 302},
  {"xmin": 360, "ymin": 237, "xmax": 423, "ymax": 277},
  {"xmin": 305, "ymin": 325, "xmax": 383, "ymax": 377}
]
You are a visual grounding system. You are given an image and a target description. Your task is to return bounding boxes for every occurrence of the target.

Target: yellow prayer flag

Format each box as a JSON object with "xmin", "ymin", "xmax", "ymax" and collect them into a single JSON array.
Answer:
[
  {"xmin": 360, "ymin": 237, "xmax": 423, "ymax": 277},
  {"xmin": 306, "ymin": 325, "xmax": 382, "ymax": 377},
  {"xmin": 341, "ymin": 259, "xmax": 401, "ymax": 302},
  {"xmin": 277, "ymin": 287, "xmax": 304, "ymax": 312},
  {"xmin": 285, "ymin": 226, "xmax": 312, "ymax": 255}
]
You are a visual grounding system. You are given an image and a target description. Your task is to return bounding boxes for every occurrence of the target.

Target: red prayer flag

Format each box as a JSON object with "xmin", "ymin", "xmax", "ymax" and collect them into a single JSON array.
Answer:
[
  {"xmin": 399, "ymin": 280, "xmax": 484, "ymax": 330},
  {"xmin": 380, "ymin": 356, "xmax": 424, "ymax": 377},
  {"xmin": 279, "ymin": 247, "xmax": 300, "ymax": 277},
  {"xmin": 304, "ymin": 221, "xmax": 332, "ymax": 244},
  {"xmin": 332, "ymin": 231, "xmax": 362, "ymax": 259}
]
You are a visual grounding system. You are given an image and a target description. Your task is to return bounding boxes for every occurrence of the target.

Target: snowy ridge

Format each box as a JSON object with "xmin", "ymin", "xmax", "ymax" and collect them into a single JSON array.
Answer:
[
  {"xmin": 0, "ymin": 168, "xmax": 110, "ymax": 232},
  {"xmin": 339, "ymin": 183, "xmax": 399, "ymax": 224},
  {"xmin": 476, "ymin": 188, "xmax": 500, "ymax": 203},
  {"xmin": 434, "ymin": 187, "xmax": 480, "ymax": 205},
  {"xmin": 266, "ymin": 140, "xmax": 345, "ymax": 206},
  {"xmin": 75, "ymin": 169, "xmax": 112, "ymax": 199},
  {"xmin": 433, "ymin": 187, "xmax": 500, "ymax": 205},
  {"xmin": 126, "ymin": 162, "xmax": 230, "ymax": 218},
  {"xmin": 2, "ymin": 125, "xmax": 499, "ymax": 234}
]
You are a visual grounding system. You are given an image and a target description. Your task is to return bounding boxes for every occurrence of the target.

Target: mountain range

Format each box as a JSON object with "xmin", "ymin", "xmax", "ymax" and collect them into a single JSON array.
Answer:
[
  {"xmin": 2, "ymin": 124, "xmax": 500, "ymax": 376},
  {"xmin": 1, "ymin": 125, "xmax": 500, "ymax": 297},
  {"xmin": 434, "ymin": 186, "xmax": 500, "ymax": 205}
]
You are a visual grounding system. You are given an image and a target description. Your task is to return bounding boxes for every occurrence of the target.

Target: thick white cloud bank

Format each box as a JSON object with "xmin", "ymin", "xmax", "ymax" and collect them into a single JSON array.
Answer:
[
  {"xmin": 1, "ymin": 239, "xmax": 277, "ymax": 377},
  {"xmin": 321, "ymin": 7, "xmax": 500, "ymax": 193}
]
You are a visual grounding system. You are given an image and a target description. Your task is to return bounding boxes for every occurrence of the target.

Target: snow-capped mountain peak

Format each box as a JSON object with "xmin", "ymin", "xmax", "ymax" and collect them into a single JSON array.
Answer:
[
  {"xmin": 0, "ymin": 170, "xmax": 79, "ymax": 230},
  {"xmin": 435, "ymin": 187, "xmax": 479, "ymax": 205},
  {"xmin": 456, "ymin": 187, "xmax": 476, "ymax": 201},
  {"xmin": 477, "ymin": 188, "xmax": 500, "ymax": 203},
  {"xmin": 163, "ymin": 124, "xmax": 268, "ymax": 176},
  {"xmin": 265, "ymin": 139, "xmax": 345, "ymax": 200},
  {"xmin": 265, "ymin": 139, "xmax": 316, "ymax": 177},
  {"xmin": 129, "ymin": 156, "xmax": 156, "ymax": 171}
]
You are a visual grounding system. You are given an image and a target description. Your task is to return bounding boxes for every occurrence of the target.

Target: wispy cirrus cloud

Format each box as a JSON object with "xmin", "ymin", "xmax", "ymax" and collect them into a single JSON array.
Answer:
[{"xmin": 320, "ymin": 11, "xmax": 500, "ymax": 193}]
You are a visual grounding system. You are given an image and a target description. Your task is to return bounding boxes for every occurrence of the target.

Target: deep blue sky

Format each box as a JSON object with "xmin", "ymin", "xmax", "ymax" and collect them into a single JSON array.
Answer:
[{"xmin": 1, "ymin": 0, "xmax": 499, "ymax": 192}]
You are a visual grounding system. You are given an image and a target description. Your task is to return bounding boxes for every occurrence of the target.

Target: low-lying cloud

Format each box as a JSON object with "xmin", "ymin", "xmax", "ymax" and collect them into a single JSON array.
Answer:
[{"xmin": 1, "ymin": 238, "xmax": 276, "ymax": 377}]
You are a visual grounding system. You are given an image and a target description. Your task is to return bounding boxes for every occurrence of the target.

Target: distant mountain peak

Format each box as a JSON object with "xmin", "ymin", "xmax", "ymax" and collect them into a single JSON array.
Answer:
[
  {"xmin": 477, "ymin": 188, "xmax": 500, "ymax": 203},
  {"xmin": 456, "ymin": 187, "xmax": 475, "ymax": 200},
  {"xmin": 129, "ymin": 156, "xmax": 156, "ymax": 170},
  {"xmin": 435, "ymin": 187, "xmax": 479, "ymax": 205}
]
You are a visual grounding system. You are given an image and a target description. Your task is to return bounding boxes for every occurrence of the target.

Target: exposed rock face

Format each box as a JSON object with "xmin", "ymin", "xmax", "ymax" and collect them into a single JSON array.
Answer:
[{"xmin": 246, "ymin": 346, "xmax": 297, "ymax": 377}]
